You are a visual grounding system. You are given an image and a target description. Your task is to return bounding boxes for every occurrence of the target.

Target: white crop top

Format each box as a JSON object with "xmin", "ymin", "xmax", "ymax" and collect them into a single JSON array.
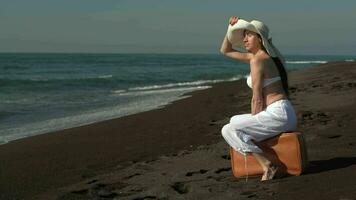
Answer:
[{"xmin": 246, "ymin": 74, "xmax": 281, "ymax": 88}]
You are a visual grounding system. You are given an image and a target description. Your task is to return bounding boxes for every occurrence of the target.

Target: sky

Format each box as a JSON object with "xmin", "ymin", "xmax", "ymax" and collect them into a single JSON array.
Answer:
[{"xmin": 0, "ymin": 0, "xmax": 355, "ymax": 55}]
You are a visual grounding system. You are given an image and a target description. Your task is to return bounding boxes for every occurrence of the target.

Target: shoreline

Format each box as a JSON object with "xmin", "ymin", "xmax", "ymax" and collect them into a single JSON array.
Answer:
[
  {"xmin": 1, "ymin": 77, "xmax": 246, "ymax": 146},
  {"xmin": 0, "ymin": 86, "xmax": 209, "ymax": 146},
  {"xmin": 1, "ymin": 61, "xmax": 356, "ymax": 199}
]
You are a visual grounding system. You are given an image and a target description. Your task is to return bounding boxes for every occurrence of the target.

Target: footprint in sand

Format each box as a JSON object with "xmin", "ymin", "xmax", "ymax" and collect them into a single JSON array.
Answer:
[
  {"xmin": 124, "ymin": 173, "xmax": 142, "ymax": 180},
  {"xmin": 96, "ymin": 189, "xmax": 118, "ymax": 198},
  {"xmin": 299, "ymin": 111, "xmax": 332, "ymax": 126},
  {"xmin": 131, "ymin": 195, "xmax": 157, "ymax": 200},
  {"xmin": 86, "ymin": 179, "xmax": 98, "ymax": 184},
  {"xmin": 185, "ymin": 169, "xmax": 208, "ymax": 177},
  {"xmin": 347, "ymin": 82, "xmax": 356, "ymax": 88},
  {"xmin": 221, "ymin": 154, "xmax": 231, "ymax": 160},
  {"xmin": 240, "ymin": 191, "xmax": 257, "ymax": 198},
  {"xmin": 214, "ymin": 167, "xmax": 230, "ymax": 174},
  {"xmin": 330, "ymin": 82, "xmax": 356, "ymax": 91},
  {"xmin": 171, "ymin": 182, "xmax": 189, "ymax": 194},
  {"xmin": 311, "ymin": 84, "xmax": 322, "ymax": 88},
  {"xmin": 70, "ymin": 188, "xmax": 88, "ymax": 195},
  {"xmin": 289, "ymin": 86, "xmax": 297, "ymax": 93},
  {"xmin": 326, "ymin": 134, "xmax": 342, "ymax": 139}
]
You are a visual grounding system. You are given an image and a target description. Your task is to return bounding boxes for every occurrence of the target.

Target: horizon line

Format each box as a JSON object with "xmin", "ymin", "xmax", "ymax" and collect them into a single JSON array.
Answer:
[{"xmin": 0, "ymin": 52, "xmax": 355, "ymax": 57}]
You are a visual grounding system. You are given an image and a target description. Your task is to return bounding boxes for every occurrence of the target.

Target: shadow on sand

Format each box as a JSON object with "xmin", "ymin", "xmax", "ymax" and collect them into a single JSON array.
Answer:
[{"xmin": 305, "ymin": 157, "xmax": 356, "ymax": 174}]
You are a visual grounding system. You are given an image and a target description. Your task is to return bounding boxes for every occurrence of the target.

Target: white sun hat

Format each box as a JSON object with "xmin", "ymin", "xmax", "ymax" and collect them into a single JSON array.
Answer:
[{"xmin": 227, "ymin": 19, "xmax": 285, "ymax": 64}]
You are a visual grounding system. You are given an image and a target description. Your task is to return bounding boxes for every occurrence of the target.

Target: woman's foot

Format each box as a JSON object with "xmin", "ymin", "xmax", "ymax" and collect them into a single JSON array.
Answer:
[{"xmin": 261, "ymin": 165, "xmax": 279, "ymax": 181}]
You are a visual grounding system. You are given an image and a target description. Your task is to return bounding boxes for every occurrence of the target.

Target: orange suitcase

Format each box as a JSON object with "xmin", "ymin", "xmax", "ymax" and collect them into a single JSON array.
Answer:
[{"xmin": 230, "ymin": 132, "xmax": 308, "ymax": 178}]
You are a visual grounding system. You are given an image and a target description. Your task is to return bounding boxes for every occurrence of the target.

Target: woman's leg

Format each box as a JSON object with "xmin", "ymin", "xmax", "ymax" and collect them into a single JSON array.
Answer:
[
  {"xmin": 224, "ymin": 113, "xmax": 280, "ymax": 181},
  {"xmin": 252, "ymin": 152, "xmax": 278, "ymax": 181}
]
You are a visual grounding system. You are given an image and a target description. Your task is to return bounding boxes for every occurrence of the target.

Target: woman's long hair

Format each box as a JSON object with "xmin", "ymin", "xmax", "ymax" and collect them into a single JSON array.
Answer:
[
  {"xmin": 271, "ymin": 57, "xmax": 290, "ymax": 98},
  {"xmin": 256, "ymin": 33, "xmax": 290, "ymax": 98}
]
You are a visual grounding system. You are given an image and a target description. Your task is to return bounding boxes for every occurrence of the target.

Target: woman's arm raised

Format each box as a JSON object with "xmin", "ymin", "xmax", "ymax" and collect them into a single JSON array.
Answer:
[{"xmin": 220, "ymin": 16, "xmax": 252, "ymax": 64}]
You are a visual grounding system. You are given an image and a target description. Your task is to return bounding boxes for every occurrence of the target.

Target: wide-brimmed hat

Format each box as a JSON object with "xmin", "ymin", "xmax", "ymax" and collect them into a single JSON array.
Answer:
[{"xmin": 227, "ymin": 19, "xmax": 285, "ymax": 64}]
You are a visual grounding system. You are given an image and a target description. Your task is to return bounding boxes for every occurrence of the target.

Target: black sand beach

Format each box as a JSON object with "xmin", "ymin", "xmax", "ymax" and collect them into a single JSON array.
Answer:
[{"xmin": 1, "ymin": 61, "xmax": 356, "ymax": 199}]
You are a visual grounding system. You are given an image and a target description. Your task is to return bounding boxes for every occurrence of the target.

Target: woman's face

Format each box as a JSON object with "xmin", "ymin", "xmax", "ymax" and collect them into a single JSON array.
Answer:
[{"xmin": 243, "ymin": 30, "xmax": 262, "ymax": 53}]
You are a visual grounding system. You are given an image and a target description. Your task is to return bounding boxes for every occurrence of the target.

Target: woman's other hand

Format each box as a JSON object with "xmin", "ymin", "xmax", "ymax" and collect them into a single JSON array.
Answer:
[{"xmin": 229, "ymin": 16, "xmax": 238, "ymax": 26}]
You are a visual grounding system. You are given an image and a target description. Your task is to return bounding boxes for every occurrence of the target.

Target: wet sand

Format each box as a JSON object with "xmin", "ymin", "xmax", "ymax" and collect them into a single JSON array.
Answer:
[{"xmin": 0, "ymin": 61, "xmax": 356, "ymax": 199}]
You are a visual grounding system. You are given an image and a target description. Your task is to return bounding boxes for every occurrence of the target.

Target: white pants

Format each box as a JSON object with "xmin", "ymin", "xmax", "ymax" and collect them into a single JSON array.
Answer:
[{"xmin": 221, "ymin": 99, "xmax": 297, "ymax": 155}]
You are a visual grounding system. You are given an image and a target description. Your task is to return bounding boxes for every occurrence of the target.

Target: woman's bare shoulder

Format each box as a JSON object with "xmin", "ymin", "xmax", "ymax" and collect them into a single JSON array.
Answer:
[
  {"xmin": 250, "ymin": 54, "xmax": 268, "ymax": 66},
  {"xmin": 251, "ymin": 54, "xmax": 275, "ymax": 67},
  {"xmin": 254, "ymin": 54, "xmax": 279, "ymax": 77},
  {"xmin": 249, "ymin": 54, "xmax": 275, "ymax": 77}
]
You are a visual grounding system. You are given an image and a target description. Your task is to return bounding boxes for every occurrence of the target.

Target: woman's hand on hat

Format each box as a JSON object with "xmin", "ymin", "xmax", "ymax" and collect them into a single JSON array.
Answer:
[{"xmin": 229, "ymin": 16, "xmax": 238, "ymax": 26}]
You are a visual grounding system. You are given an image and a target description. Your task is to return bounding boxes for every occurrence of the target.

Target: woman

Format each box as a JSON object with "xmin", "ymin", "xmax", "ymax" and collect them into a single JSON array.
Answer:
[{"xmin": 220, "ymin": 16, "xmax": 297, "ymax": 181}]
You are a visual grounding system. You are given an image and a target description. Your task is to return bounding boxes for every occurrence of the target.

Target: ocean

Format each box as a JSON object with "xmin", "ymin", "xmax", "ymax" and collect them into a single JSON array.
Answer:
[{"xmin": 0, "ymin": 53, "xmax": 354, "ymax": 144}]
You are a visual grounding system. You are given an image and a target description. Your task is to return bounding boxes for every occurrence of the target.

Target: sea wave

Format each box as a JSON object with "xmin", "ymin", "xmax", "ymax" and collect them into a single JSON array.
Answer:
[
  {"xmin": 127, "ymin": 75, "xmax": 244, "ymax": 92},
  {"xmin": 0, "ymin": 65, "xmax": 29, "ymax": 70},
  {"xmin": 98, "ymin": 75, "xmax": 113, "ymax": 79},
  {"xmin": 286, "ymin": 60, "xmax": 328, "ymax": 64},
  {"xmin": 0, "ymin": 76, "xmax": 113, "ymax": 87},
  {"xmin": 112, "ymin": 89, "xmax": 126, "ymax": 94},
  {"xmin": 115, "ymin": 86, "xmax": 211, "ymax": 96}
]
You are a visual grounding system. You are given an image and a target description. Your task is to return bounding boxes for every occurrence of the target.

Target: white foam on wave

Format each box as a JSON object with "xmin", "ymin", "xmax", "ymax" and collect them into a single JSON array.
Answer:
[
  {"xmin": 128, "ymin": 75, "xmax": 244, "ymax": 92},
  {"xmin": 98, "ymin": 75, "xmax": 113, "ymax": 79},
  {"xmin": 23, "ymin": 75, "xmax": 113, "ymax": 82},
  {"xmin": 286, "ymin": 60, "xmax": 328, "ymax": 64},
  {"xmin": 116, "ymin": 86, "xmax": 211, "ymax": 96},
  {"xmin": 112, "ymin": 75, "xmax": 243, "ymax": 96},
  {"xmin": 345, "ymin": 59, "xmax": 354, "ymax": 62},
  {"xmin": 112, "ymin": 89, "xmax": 126, "ymax": 94}
]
